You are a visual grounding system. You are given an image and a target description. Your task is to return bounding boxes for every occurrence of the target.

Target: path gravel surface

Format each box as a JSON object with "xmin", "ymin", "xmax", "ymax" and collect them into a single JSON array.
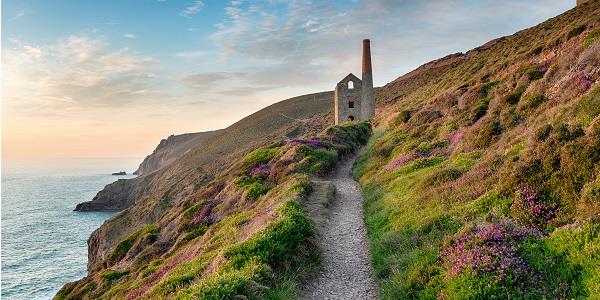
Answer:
[{"xmin": 300, "ymin": 155, "xmax": 378, "ymax": 300}]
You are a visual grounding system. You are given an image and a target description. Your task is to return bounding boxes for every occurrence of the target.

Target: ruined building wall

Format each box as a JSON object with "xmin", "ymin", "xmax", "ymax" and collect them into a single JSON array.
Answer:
[
  {"xmin": 333, "ymin": 39, "xmax": 375, "ymax": 124},
  {"xmin": 334, "ymin": 74, "xmax": 362, "ymax": 125}
]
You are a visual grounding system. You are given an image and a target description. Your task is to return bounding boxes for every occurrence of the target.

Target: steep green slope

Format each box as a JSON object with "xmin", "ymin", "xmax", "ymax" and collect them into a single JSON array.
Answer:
[
  {"xmin": 56, "ymin": 122, "xmax": 371, "ymax": 299},
  {"xmin": 76, "ymin": 91, "xmax": 333, "ymax": 272},
  {"xmin": 355, "ymin": 2, "xmax": 600, "ymax": 298}
]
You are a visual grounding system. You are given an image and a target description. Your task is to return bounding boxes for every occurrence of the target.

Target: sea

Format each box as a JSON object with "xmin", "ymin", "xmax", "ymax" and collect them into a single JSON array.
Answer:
[{"xmin": 1, "ymin": 158, "xmax": 140, "ymax": 299}]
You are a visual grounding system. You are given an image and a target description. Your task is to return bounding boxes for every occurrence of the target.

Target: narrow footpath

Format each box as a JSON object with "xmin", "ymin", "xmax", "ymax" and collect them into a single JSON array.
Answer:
[{"xmin": 300, "ymin": 155, "xmax": 378, "ymax": 300}]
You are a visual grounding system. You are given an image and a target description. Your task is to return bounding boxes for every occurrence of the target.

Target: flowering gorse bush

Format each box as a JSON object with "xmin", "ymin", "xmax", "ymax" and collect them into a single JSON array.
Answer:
[{"xmin": 512, "ymin": 185, "xmax": 558, "ymax": 229}]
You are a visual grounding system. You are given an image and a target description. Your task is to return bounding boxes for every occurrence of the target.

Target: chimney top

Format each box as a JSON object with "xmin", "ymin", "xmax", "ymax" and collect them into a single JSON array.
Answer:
[{"xmin": 362, "ymin": 38, "xmax": 372, "ymax": 75}]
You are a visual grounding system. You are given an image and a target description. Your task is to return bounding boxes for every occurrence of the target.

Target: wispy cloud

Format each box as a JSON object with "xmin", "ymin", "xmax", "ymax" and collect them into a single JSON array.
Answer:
[
  {"xmin": 3, "ymin": 35, "xmax": 159, "ymax": 112},
  {"xmin": 180, "ymin": 0, "xmax": 204, "ymax": 18},
  {"xmin": 124, "ymin": 33, "xmax": 136, "ymax": 39},
  {"xmin": 175, "ymin": 51, "xmax": 207, "ymax": 58},
  {"xmin": 209, "ymin": 0, "xmax": 573, "ymax": 88},
  {"xmin": 180, "ymin": 72, "xmax": 232, "ymax": 89},
  {"xmin": 13, "ymin": 9, "xmax": 28, "ymax": 20}
]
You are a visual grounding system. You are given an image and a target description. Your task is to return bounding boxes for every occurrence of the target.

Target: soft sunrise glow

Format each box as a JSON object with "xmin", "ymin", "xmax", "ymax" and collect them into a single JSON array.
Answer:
[{"xmin": 2, "ymin": 0, "xmax": 573, "ymax": 159}]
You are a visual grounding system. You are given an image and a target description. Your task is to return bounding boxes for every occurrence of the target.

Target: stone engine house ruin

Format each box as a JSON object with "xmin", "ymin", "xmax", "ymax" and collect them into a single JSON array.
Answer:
[{"xmin": 334, "ymin": 39, "xmax": 375, "ymax": 125}]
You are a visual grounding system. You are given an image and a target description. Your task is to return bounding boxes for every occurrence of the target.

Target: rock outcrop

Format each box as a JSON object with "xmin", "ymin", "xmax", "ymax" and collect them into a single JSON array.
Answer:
[
  {"xmin": 74, "ymin": 179, "xmax": 138, "ymax": 212},
  {"xmin": 133, "ymin": 131, "xmax": 222, "ymax": 176}
]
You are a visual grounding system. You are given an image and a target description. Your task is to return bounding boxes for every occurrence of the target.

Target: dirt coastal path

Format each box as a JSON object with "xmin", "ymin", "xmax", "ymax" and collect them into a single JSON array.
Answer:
[{"xmin": 300, "ymin": 155, "xmax": 378, "ymax": 300}]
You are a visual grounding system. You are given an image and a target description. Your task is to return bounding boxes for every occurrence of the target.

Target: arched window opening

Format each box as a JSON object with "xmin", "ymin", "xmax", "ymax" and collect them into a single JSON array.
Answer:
[
  {"xmin": 348, "ymin": 81, "xmax": 354, "ymax": 89},
  {"xmin": 349, "ymin": 101, "xmax": 355, "ymax": 108},
  {"xmin": 348, "ymin": 115, "xmax": 355, "ymax": 121}
]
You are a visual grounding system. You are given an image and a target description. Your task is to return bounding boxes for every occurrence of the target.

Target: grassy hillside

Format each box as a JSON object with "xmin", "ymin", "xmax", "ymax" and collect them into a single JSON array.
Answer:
[
  {"xmin": 354, "ymin": 2, "xmax": 600, "ymax": 298},
  {"xmin": 77, "ymin": 91, "xmax": 333, "ymax": 271},
  {"xmin": 57, "ymin": 122, "xmax": 371, "ymax": 299}
]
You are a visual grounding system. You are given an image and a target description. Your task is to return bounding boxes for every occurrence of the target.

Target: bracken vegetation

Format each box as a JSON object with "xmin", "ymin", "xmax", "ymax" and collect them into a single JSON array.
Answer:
[
  {"xmin": 354, "ymin": 2, "xmax": 600, "ymax": 299},
  {"xmin": 55, "ymin": 122, "xmax": 371, "ymax": 299}
]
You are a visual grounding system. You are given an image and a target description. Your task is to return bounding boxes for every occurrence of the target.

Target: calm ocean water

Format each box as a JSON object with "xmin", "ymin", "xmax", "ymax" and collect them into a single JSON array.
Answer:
[{"xmin": 1, "ymin": 158, "xmax": 140, "ymax": 299}]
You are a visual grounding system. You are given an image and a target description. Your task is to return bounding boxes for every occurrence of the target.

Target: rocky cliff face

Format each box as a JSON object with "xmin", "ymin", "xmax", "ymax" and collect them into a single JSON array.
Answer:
[
  {"xmin": 74, "ymin": 179, "xmax": 137, "ymax": 211},
  {"xmin": 133, "ymin": 131, "xmax": 222, "ymax": 176},
  {"xmin": 76, "ymin": 91, "xmax": 333, "ymax": 270}
]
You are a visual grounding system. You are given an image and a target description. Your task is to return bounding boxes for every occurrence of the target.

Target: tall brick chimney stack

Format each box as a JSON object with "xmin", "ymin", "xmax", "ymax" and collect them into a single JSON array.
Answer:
[{"xmin": 361, "ymin": 39, "xmax": 375, "ymax": 120}]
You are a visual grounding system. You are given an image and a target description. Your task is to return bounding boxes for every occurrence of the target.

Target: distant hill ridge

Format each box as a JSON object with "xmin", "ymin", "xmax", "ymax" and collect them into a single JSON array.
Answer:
[{"xmin": 133, "ymin": 130, "xmax": 222, "ymax": 176}]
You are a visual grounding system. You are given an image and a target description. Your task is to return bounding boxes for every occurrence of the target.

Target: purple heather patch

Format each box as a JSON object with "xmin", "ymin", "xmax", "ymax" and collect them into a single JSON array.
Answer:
[
  {"xmin": 385, "ymin": 154, "xmax": 417, "ymax": 171},
  {"xmin": 287, "ymin": 138, "xmax": 330, "ymax": 149},
  {"xmin": 191, "ymin": 204, "xmax": 214, "ymax": 226},
  {"xmin": 574, "ymin": 72, "xmax": 593, "ymax": 91},
  {"xmin": 442, "ymin": 220, "xmax": 541, "ymax": 283},
  {"xmin": 448, "ymin": 129, "xmax": 465, "ymax": 152},
  {"xmin": 512, "ymin": 185, "xmax": 558, "ymax": 228},
  {"xmin": 250, "ymin": 163, "xmax": 270, "ymax": 177}
]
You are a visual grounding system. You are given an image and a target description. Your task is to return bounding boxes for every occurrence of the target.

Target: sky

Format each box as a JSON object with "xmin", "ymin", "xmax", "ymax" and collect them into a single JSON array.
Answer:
[{"xmin": 1, "ymin": 0, "xmax": 575, "ymax": 160}]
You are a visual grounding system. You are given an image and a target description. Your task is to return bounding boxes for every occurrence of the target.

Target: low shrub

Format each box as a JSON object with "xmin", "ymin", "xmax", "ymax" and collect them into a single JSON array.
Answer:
[
  {"xmin": 385, "ymin": 154, "xmax": 417, "ymax": 171},
  {"xmin": 416, "ymin": 140, "xmax": 449, "ymax": 156},
  {"xmin": 471, "ymin": 98, "xmax": 489, "ymax": 123},
  {"xmin": 241, "ymin": 146, "xmax": 281, "ymax": 169},
  {"xmin": 287, "ymin": 176, "xmax": 313, "ymax": 197},
  {"xmin": 398, "ymin": 110, "xmax": 412, "ymax": 123},
  {"xmin": 109, "ymin": 225, "xmax": 160, "ymax": 264},
  {"xmin": 410, "ymin": 110, "xmax": 443, "ymax": 126},
  {"xmin": 177, "ymin": 199, "xmax": 316, "ymax": 299},
  {"xmin": 500, "ymin": 107, "xmax": 524, "ymax": 128},
  {"xmin": 242, "ymin": 181, "xmax": 272, "ymax": 201},
  {"xmin": 505, "ymin": 85, "xmax": 527, "ymax": 105},
  {"xmin": 182, "ymin": 225, "xmax": 208, "ymax": 243},
  {"xmin": 296, "ymin": 145, "xmax": 338, "ymax": 175},
  {"xmin": 469, "ymin": 119, "xmax": 502, "ymax": 148},
  {"xmin": 102, "ymin": 270, "xmax": 129, "ymax": 285},
  {"xmin": 583, "ymin": 28, "xmax": 600, "ymax": 47},
  {"xmin": 398, "ymin": 157, "xmax": 446, "ymax": 175},
  {"xmin": 535, "ymin": 124, "xmax": 553, "ymax": 141},
  {"xmin": 517, "ymin": 63, "xmax": 547, "ymax": 81},
  {"xmin": 511, "ymin": 185, "xmax": 558, "ymax": 229},
  {"xmin": 577, "ymin": 176, "xmax": 600, "ymax": 222},
  {"xmin": 566, "ymin": 24, "xmax": 586, "ymax": 40},
  {"xmin": 178, "ymin": 262, "xmax": 271, "ymax": 300},
  {"xmin": 520, "ymin": 93, "xmax": 547, "ymax": 111},
  {"xmin": 480, "ymin": 80, "xmax": 500, "ymax": 98},
  {"xmin": 426, "ymin": 168, "xmax": 463, "ymax": 186}
]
